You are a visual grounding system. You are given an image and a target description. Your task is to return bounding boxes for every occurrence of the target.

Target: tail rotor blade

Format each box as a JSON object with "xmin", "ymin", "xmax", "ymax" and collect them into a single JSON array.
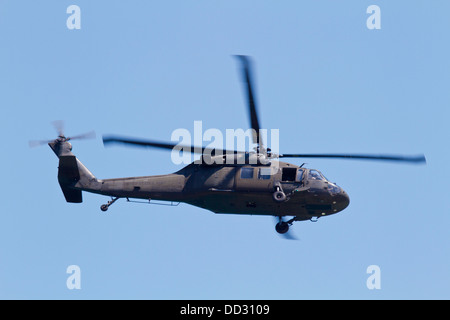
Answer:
[
  {"xmin": 28, "ymin": 139, "xmax": 53, "ymax": 148},
  {"xmin": 30, "ymin": 122, "xmax": 96, "ymax": 148},
  {"xmin": 69, "ymin": 130, "xmax": 96, "ymax": 141},
  {"xmin": 52, "ymin": 120, "xmax": 65, "ymax": 137}
]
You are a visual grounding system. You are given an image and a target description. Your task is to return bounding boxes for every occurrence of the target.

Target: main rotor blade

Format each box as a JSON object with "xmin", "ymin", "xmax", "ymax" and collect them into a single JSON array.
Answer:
[
  {"xmin": 235, "ymin": 55, "xmax": 264, "ymax": 149},
  {"xmin": 278, "ymin": 153, "xmax": 426, "ymax": 164},
  {"xmin": 280, "ymin": 232, "xmax": 298, "ymax": 240},
  {"xmin": 103, "ymin": 135, "xmax": 243, "ymax": 156}
]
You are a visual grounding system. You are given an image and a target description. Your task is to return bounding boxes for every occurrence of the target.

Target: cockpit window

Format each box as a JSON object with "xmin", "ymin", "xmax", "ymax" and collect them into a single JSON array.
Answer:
[{"xmin": 308, "ymin": 169, "xmax": 326, "ymax": 181}]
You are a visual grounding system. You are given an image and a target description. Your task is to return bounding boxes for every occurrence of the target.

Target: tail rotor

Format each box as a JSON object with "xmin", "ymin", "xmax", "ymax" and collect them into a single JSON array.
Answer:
[{"xmin": 29, "ymin": 121, "xmax": 96, "ymax": 148}]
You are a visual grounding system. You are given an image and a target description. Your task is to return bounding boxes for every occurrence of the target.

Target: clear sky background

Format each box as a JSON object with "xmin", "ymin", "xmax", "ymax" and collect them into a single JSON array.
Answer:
[{"xmin": 0, "ymin": 1, "xmax": 448, "ymax": 299}]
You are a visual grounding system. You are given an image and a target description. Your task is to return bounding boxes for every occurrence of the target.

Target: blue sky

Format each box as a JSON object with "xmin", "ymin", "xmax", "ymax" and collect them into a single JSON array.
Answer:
[{"xmin": 0, "ymin": 1, "xmax": 449, "ymax": 299}]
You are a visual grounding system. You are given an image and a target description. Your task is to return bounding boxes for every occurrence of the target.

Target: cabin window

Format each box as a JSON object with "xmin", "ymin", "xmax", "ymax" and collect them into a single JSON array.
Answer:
[
  {"xmin": 258, "ymin": 168, "xmax": 272, "ymax": 180},
  {"xmin": 240, "ymin": 167, "xmax": 254, "ymax": 179},
  {"xmin": 282, "ymin": 167, "xmax": 297, "ymax": 182}
]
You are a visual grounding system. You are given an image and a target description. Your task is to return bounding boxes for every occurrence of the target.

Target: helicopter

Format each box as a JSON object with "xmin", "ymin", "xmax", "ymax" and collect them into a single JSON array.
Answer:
[{"xmin": 31, "ymin": 56, "xmax": 426, "ymax": 237}]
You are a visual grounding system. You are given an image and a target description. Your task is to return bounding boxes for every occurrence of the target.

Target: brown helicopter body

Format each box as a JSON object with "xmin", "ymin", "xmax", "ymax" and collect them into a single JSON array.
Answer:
[{"xmin": 50, "ymin": 140, "xmax": 349, "ymax": 222}]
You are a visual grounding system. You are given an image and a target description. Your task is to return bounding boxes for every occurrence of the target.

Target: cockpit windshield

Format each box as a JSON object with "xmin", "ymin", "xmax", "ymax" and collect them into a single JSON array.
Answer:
[{"xmin": 308, "ymin": 169, "xmax": 327, "ymax": 181}]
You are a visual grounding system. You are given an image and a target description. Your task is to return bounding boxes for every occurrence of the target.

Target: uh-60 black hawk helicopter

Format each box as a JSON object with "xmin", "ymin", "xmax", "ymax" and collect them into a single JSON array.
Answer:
[{"xmin": 32, "ymin": 56, "xmax": 426, "ymax": 238}]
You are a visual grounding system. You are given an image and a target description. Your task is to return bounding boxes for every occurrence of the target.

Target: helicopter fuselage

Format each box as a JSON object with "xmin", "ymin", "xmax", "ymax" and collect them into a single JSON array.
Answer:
[{"xmin": 92, "ymin": 161, "xmax": 350, "ymax": 220}]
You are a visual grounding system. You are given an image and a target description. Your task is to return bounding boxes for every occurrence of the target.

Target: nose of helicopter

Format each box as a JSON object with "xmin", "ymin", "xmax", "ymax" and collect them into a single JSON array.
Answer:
[{"xmin": 335, "ymin": 189, "xmax": 350, "ymax": 212}]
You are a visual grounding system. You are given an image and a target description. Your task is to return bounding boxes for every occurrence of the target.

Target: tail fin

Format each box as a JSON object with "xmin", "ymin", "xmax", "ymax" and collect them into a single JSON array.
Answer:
[
  {"xmin": 58, "ymin": 156, "xmax": 83, "ymax": 203},
  {"xmin": 50, "ymin": 140, "xmax": 101, "ymax": 203}
]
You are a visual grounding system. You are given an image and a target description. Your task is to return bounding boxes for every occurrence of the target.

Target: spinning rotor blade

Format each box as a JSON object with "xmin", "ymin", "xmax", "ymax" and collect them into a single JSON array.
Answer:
[
  {"xmin": 52, "ymin": 120, "xmax": 65, "ymax": 137},
  {"xmin": 235, "ymin": 55, "xmax": 264, "ymax": 150},
  {"xmin": 103, "ymin": 135, "xmax": 243, "ymax": 156},
  {"xmin": 103, "ymin": 136, "xmax": 188, "ymax": 151},
  {"xmin": 279, "ymin": 230, "xmax": 298, "ymax": 240},
  {"xmin": 29, "ymin": 139, "xmax": 53, "ymax": 148},
  {"xmin": 69, "ymin": 130, "xmax": 96, "ymax": 141},
  {"xmin": 281, "ymin": 232, "xmax": 298, "ymax": 240},
  {"xmin": 29, "ymin": 120, "xmax": 96, "ymax": 148},
  {"xmin": 278, "ymin": 153, "xmax": 426, "ymax": 164}
]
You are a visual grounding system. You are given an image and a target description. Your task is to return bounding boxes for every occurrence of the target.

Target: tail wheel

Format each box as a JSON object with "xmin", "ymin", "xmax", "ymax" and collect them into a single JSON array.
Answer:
[{"xmin": 100, "ymin": 197, "xmax": 120, "ymax": 212}]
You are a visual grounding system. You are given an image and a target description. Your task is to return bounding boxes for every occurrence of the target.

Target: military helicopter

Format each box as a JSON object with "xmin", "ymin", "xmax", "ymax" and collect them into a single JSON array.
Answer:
[{"xmin": 31, "ymin": 56, "xmax": 426, "ymax": 237}]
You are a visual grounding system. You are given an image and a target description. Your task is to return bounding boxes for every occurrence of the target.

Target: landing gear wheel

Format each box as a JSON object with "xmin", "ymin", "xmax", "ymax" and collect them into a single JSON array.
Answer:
[
  {"xmin": 275, "ymin": 221, "xmax": 289, "ymax": 234},
  {"xmin": 273, "ymin": 190, "xmax": 287, "ymax": 202},
  {"xmin": 100, "ymin": 197, "xmax": 120, "ymax": 212}
]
